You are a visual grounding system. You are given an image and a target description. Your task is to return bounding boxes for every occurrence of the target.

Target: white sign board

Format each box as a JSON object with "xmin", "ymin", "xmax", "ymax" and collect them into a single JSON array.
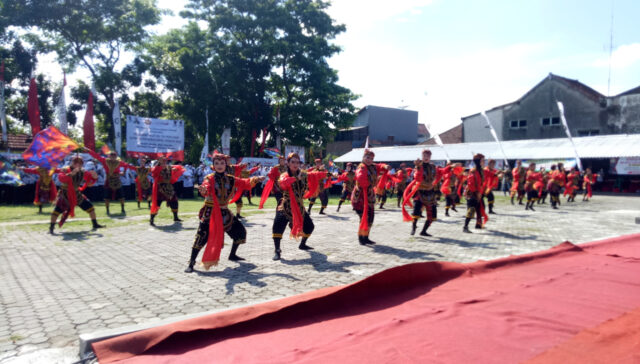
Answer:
[
  {"xmin": 126, "ymin": 115, "xmax": 185, "ymax": 161},
  {"xmin": 613, "ymin": 157, "xmax": 640, "ymax": 175}
]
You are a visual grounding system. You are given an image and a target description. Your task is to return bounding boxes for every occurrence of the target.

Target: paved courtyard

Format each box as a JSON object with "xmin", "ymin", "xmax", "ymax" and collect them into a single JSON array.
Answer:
[{"xmin": 1, "ymin": 195, "xmax": 639, "ymax": 363}]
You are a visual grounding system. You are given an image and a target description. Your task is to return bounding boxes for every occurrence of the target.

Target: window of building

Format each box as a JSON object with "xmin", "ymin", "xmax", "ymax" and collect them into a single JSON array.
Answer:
[
  {"xmin": 510, "ymin": 120, "xmax": 519, "ymax": 129},
  {"xmin": 387, "ymin": 135, "xmax": 395, "ymax": 142},
  {"xmin": 578, "ymin": 129, "xmax": 600, "ymax": 137},
  {"xmin": 518, "ymin": 120, "xmax": 527, "ymax": 128},
  {"xmin": 542, "ymin": 117, "xmax": 560, "ymax": 126}
]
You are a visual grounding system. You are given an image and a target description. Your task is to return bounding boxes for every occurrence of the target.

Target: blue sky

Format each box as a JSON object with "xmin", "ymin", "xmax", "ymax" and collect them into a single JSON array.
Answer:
[{"xmin": 41, "ymin": 0, "xmax": 640, "ymax": 135}]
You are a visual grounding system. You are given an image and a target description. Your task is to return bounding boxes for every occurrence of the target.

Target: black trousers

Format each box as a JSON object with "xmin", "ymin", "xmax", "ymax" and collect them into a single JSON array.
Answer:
[
  {"xmin": 355, "ymin": 206, "xmax": 375, "ymax": 235},
  {"xmin": 193, "ymin": 213, "xmax": 247, "ymax": 249},
  {"xmin": 272, "ymin": 210, "xmax": 314, "ymax": 238},
  {"xmin": 309, "ymin": 190, "xmax": 328, "ymax": 208}
]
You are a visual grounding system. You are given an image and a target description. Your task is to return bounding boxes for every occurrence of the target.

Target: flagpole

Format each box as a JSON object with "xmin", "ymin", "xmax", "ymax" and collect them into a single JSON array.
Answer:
[
  {"xmin": 425, "ymin": 124, "xmax": 451, "ymax": 163},
  {"xmin": 481, "ymin": 111, "xmax": 509, "ymax": 168},
  {"xmin": 0, "ymin": 60, "xmax": 6, "ymax": 144},
  {"xmin": 58, "ymin": 72, "xmax": 68, "ymax": 135},
  {"xmin": 200, "ymin": 108, "xmax": 209, "ymax": 163},
  {"xmin": 556, "ymin": 101, "xmax": 583, "ymax": 171}
]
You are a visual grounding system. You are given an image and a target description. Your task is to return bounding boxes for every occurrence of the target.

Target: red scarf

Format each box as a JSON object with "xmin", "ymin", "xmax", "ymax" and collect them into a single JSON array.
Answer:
[{"xmin": 202, "ymin": 178, "xmax": 224, "ymax": 269}]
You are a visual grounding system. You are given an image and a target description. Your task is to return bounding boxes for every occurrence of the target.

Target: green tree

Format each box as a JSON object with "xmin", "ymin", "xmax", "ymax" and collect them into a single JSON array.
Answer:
[
  {"xmin": 4, "ymin": 0, "xmax": 163, "ymax": 145},
  {"xmin": 147, "ymin": 0, "xmax": 356, "ymax": 157}
]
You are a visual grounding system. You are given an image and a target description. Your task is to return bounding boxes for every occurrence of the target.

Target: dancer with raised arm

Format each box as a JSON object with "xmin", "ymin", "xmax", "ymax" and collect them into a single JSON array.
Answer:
[{"xmin": 353, "ymin": 149, "xmax": 390, "ymax": 244}]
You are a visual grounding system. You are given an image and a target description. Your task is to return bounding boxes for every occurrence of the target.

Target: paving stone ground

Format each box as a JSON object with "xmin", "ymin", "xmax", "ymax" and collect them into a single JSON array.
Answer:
[{"xmin": 1, "ymin": 194, "xmax": 639, "ymax": 363}]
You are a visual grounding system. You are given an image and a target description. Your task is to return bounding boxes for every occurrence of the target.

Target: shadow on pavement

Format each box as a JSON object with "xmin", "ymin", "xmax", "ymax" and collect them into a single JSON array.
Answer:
[
  {"xmin": 371, "ymin": 244, "xmax": 444, "ymax": 260},
  {"xmin": 196, "ymin": 262, "xmax": 300, "ymax": 295},
  {"xmin": 280, "ymin": 251, "xmax": 376, "ymax": 273},
  {"xmin": 321, "ymin": 214, "xmax": 350, "ymax": 221},
  {"xmin": 486, "ymin": 229, "xmax": 538, "ymax": 240},
  {"xmin": 431, "ymin": 236, "xmax": 499, "ymax": 249},
  {"xmin": 153, "ymin": 222, "xmax": 196, "ymax": 233},
  {"xmin": 60, "ymin": 230, "xmax": 104, "ymax": 241}
]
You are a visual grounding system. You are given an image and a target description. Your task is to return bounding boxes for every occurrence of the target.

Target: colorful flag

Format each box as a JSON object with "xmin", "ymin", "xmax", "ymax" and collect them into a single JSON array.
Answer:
[
  {"xmin": 113, "ymin": 99, "xmax": 121, "ymax": 156},
  {"xmin": 28, "ymin": 75, "xmax": 41, "ymax": 136},
  {"xmin": 1, "ymin": 60, "xmax": 6, "ymax": 143},
  {"xmin": 264, "ymin": 147, "xmax": 281, "ymax": 158},
  {"xmin": 22, "ymin": 126, "xmax": 79, "ymax": 169},
  {"xmin": 57, "ymin": 73, "xmax": 68, "ymax": 135},
  {"xmin": 83, "ymin": 87, "xmax": 95, "ymax": 151},
  {"xmin": 557, "ymin": 101, "xmax": 583, "ymax": 171},
  {"xmin": 100, "ymin": 144, "xmax": 112, "ymax": 156}
]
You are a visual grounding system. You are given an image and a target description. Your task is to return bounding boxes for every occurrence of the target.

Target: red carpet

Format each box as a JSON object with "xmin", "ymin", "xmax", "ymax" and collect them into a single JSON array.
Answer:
[{"xmin": 93, "ymin": 233, "xmax": 640, "ymax": 363}]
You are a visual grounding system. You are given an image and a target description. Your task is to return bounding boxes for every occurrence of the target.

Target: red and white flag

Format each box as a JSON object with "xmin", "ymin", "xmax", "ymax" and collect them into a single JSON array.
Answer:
[{"xmin": 27, "ymin": 72, "xmax": 41, "ymax": 136}]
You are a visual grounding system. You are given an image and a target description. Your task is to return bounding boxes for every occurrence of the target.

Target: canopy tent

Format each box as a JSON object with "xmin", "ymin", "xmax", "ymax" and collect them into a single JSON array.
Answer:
[{"xmin": 334, "ymin": 134, "xmax": 640, "ymax": 162}]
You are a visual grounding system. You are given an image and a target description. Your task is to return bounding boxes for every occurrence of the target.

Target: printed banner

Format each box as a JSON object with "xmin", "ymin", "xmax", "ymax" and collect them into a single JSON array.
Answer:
[
  {"xmin": 285, "ymin": 145, "xmax": 305, "ymax": 163},
  {"xmin": 126, "ymin": 115, "xmax": 185, "ymax": 161},
  {"xmin": 613, "ymin": 157, "xmax": 640, "ymax": 175},
  {"xmin": 113, "ymin": 100, "xmax": 122, "ymax": 156}
]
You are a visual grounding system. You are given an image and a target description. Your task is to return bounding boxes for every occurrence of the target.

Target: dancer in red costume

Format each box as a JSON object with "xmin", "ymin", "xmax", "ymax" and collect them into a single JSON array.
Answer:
[
  {"xmin": 307, "ymin": 159, "xmax": 331, "ymax": 215},
  {"xmin": 149, "ymin": 156, "xmax": 185, "ymax": 226},
  {"xmin": 336, "ymin": 162, "xmax": 355, "ymax": 212},
  {"xmin": 483, "ymin": 159, "xmax": 502, "ymax": 214},
  {"xmin": 271, "ymin": 153, "xmax": 327, "ymax": 260},
  {"xmin": 49, "ymin": 155, "xmax": 104, "ymax": 234},
  {"xmin": 524, "ymin": 162, "xmax": 543, "ymax": 211},
  {"xmin": 510, "ymin": 160, "xmax": 526, "ymax": 205},
  {"xmin": 463, "ymin": 154, "xmax": 487, "ymax": 233},
  {"xmin": 134, "ymin": 156, "xmax": 152, "ymax": 209},
  {"xmin": 185, "ymin": 152, "xmax": 263, "ymax": 272},
  {"xmin": 259, "ymin": 156, "xmax": 287, "ymax": 208},
  {"xmin": 564, "ymin": 167, "xmax": 581, "ymax": 202},
  {"xmin": 440, "ymin": 162, "xmax": 463, "ymax": 217},
  {"xmin": 21, "ymin": 166, "xmax": 57, "ymax": 213},
  {"xmin": 547, "ymin": 163, "xmax": 566, "ymax": 209},
  {"xmin": 352, "ymin": 149, "xmax": 390, "ymax": 244},
  {"xmin": 86, "ymin": 149, "xmax": 135, "ymax": 214},
  {"xmin": 582, "ymin": 168, "xmax": 597, "ymax": 201}
]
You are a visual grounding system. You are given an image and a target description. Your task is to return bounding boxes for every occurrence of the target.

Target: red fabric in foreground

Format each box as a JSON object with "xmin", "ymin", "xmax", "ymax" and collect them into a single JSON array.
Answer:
[{"xmin": 93, "ymin": 233, "xmax": 640, "ymax": 364}]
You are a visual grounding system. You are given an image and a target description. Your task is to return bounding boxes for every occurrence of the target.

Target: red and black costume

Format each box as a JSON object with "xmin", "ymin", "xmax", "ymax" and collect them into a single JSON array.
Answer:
[
  {"xmin": 375, "ymin": 166, "xmax": 391, "ymax": 209},
  {"xmin": 510, "ymin": 164, "xmax": 526, "ymax": 205},
  {"xmin": 87, "ymin": 150, "xmax": 135, "ymax": 214},
  {"xmin": 271, "ymin": 154, "xmax": 326, "ymax": 260},
  {"xmin": 352, "ymin": 151, "xmax": 389, "ymax": 244},
  {"xmin": 135, "ymin": 165, "xmax": 152, "ymax": 208},
  {"xmin": 582, "ymin": 171, "xmax": 596, "ymax": 201},
  {"xmin": 185, "ymin": 163, "xmax": 258, "ymax": 272},
  {"xmin": 402, "ymin": 159, "xmax": 445, "ymax": 237},
  {"xmin": 441, "ymin": 164, "xmax": 463, "ymax": 216},
  {"xmin": 228, "ymin": 163, "xmax": 259, "ymax": 217},
  {"xmin": 483, "ymin": 165, "xmax": 500, "ymax": 214},
  {"xmin": 524, "ymin": 168, "xmax": 543, "ymax": 210},
  {"xmin": 49, "ymin": 162, "xmax": 103, "ymax": 233},
  {"xmin": 307, "ymin": 160, "xmax": 331, "ymax": 215},
  {"xmin": 393, "ymin": 167, "xmax": 408, "ymax": 208},
  {"xmin": 336, "ymin": 164, "xmax": 355, "ymax": 212},
  {"xmin": 547, "ymin": 164, "xmax": 566, "ymax": 209},
  {"xmin": 463, "ymin": 154, "xmax": 487, "ymax": 232},
  {"xmin": 259, "ymin": 161, "xmax": 287, "ymax": 208},
  {"xmin": 564, "ymin": 169, "xmax": 581, "ymax": 202},
  {"xmin": 23, "ymin": 167, "xmax": 57, "ymax": 213},
  {"xmin": 150, "ymin": 163, "xmax": 185, "ymax": 225}
]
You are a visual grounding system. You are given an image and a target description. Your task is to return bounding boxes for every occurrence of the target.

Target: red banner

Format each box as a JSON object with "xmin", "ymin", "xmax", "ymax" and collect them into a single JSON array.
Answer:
[
  {"xmin": 27, "ymin": 77, "xmax": 41, "ymax": 136},
  {"xmin": 83, "ymin": 92, "xmax": 95, "ymax": 151}
]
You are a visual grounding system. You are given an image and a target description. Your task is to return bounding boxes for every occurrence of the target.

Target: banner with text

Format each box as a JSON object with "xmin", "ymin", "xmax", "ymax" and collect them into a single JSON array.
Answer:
[
  {"xmin": 126, "ymin": 115, "xmax": 185, "ymax": 161},
  {"xmin": 612, "ymin": 157, "xmax": 640, "ymax": 175}
]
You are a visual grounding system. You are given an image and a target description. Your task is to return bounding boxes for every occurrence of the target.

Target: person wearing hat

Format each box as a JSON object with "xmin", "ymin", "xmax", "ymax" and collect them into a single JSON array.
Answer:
[
  {"xmin": 149, "ymin": 156, "xmax": 186, "ymax": 226},
  {"xmin": 524, "ymin": 162, "xmax": 542, "ymax": 211},
  {"xmin": 336, "ymin": 162, "xmax": 355, "ymax": 212},
  {"xmin": 227, "ymin": 161, "xmax": 260, "ymax": 218},
  {"xmin": 548, "ymin": 163, "xmax": 566, "ymax": 209},
  {"xmin": 271, "ymin": 152, "xmax": 327, "ymax": 260},
  {"xmin": 307, "ymin": 158, "xmax": 331, "ymax": 215},
  {"xmin": 440, "ymin": 162, "xmax": 464, "ymax": 217},
  {"xmin": 86, "ymin": 148, "xmax": 136, "ymax": 215},
  {"xmin": 564, "ymin": 167, "xmax": 581, "ymax": 202},
  {"xmin": 352, "ymin": 149, "xmax": 390, "ymax": 245},
  {"xmin": 402, "ymin": 149, "xmax": 453, "ymax": 237},
  {"xmin": 134, "ymin": 156, "xmax": 152, "ymax": 209},
  {"xmin": 49, "ymin": 155, "xmax": 105, "ymax": 234},
  {"xmin": 463, "ymin": 153, "xmax": 486, "ymax": 233},
  {"xmin": 185, "ymin": 152, "xmax": 264, "ymax": 272}
]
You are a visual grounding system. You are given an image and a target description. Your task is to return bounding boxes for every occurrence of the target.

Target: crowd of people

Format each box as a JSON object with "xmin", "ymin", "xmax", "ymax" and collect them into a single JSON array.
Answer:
[{"xmin": 5, "ymin": 147, "xmax": 601, "ymax": 273}]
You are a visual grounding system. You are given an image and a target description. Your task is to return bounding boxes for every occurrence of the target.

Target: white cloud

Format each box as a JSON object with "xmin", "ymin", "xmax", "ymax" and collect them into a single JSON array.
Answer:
[
  {"xmin": 592, "ymin": 43, "xmax": 640, "ymax": 69},
  {"xmin": 328, "ymin": 0, "xmax": 434, "ymax": 30}
]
